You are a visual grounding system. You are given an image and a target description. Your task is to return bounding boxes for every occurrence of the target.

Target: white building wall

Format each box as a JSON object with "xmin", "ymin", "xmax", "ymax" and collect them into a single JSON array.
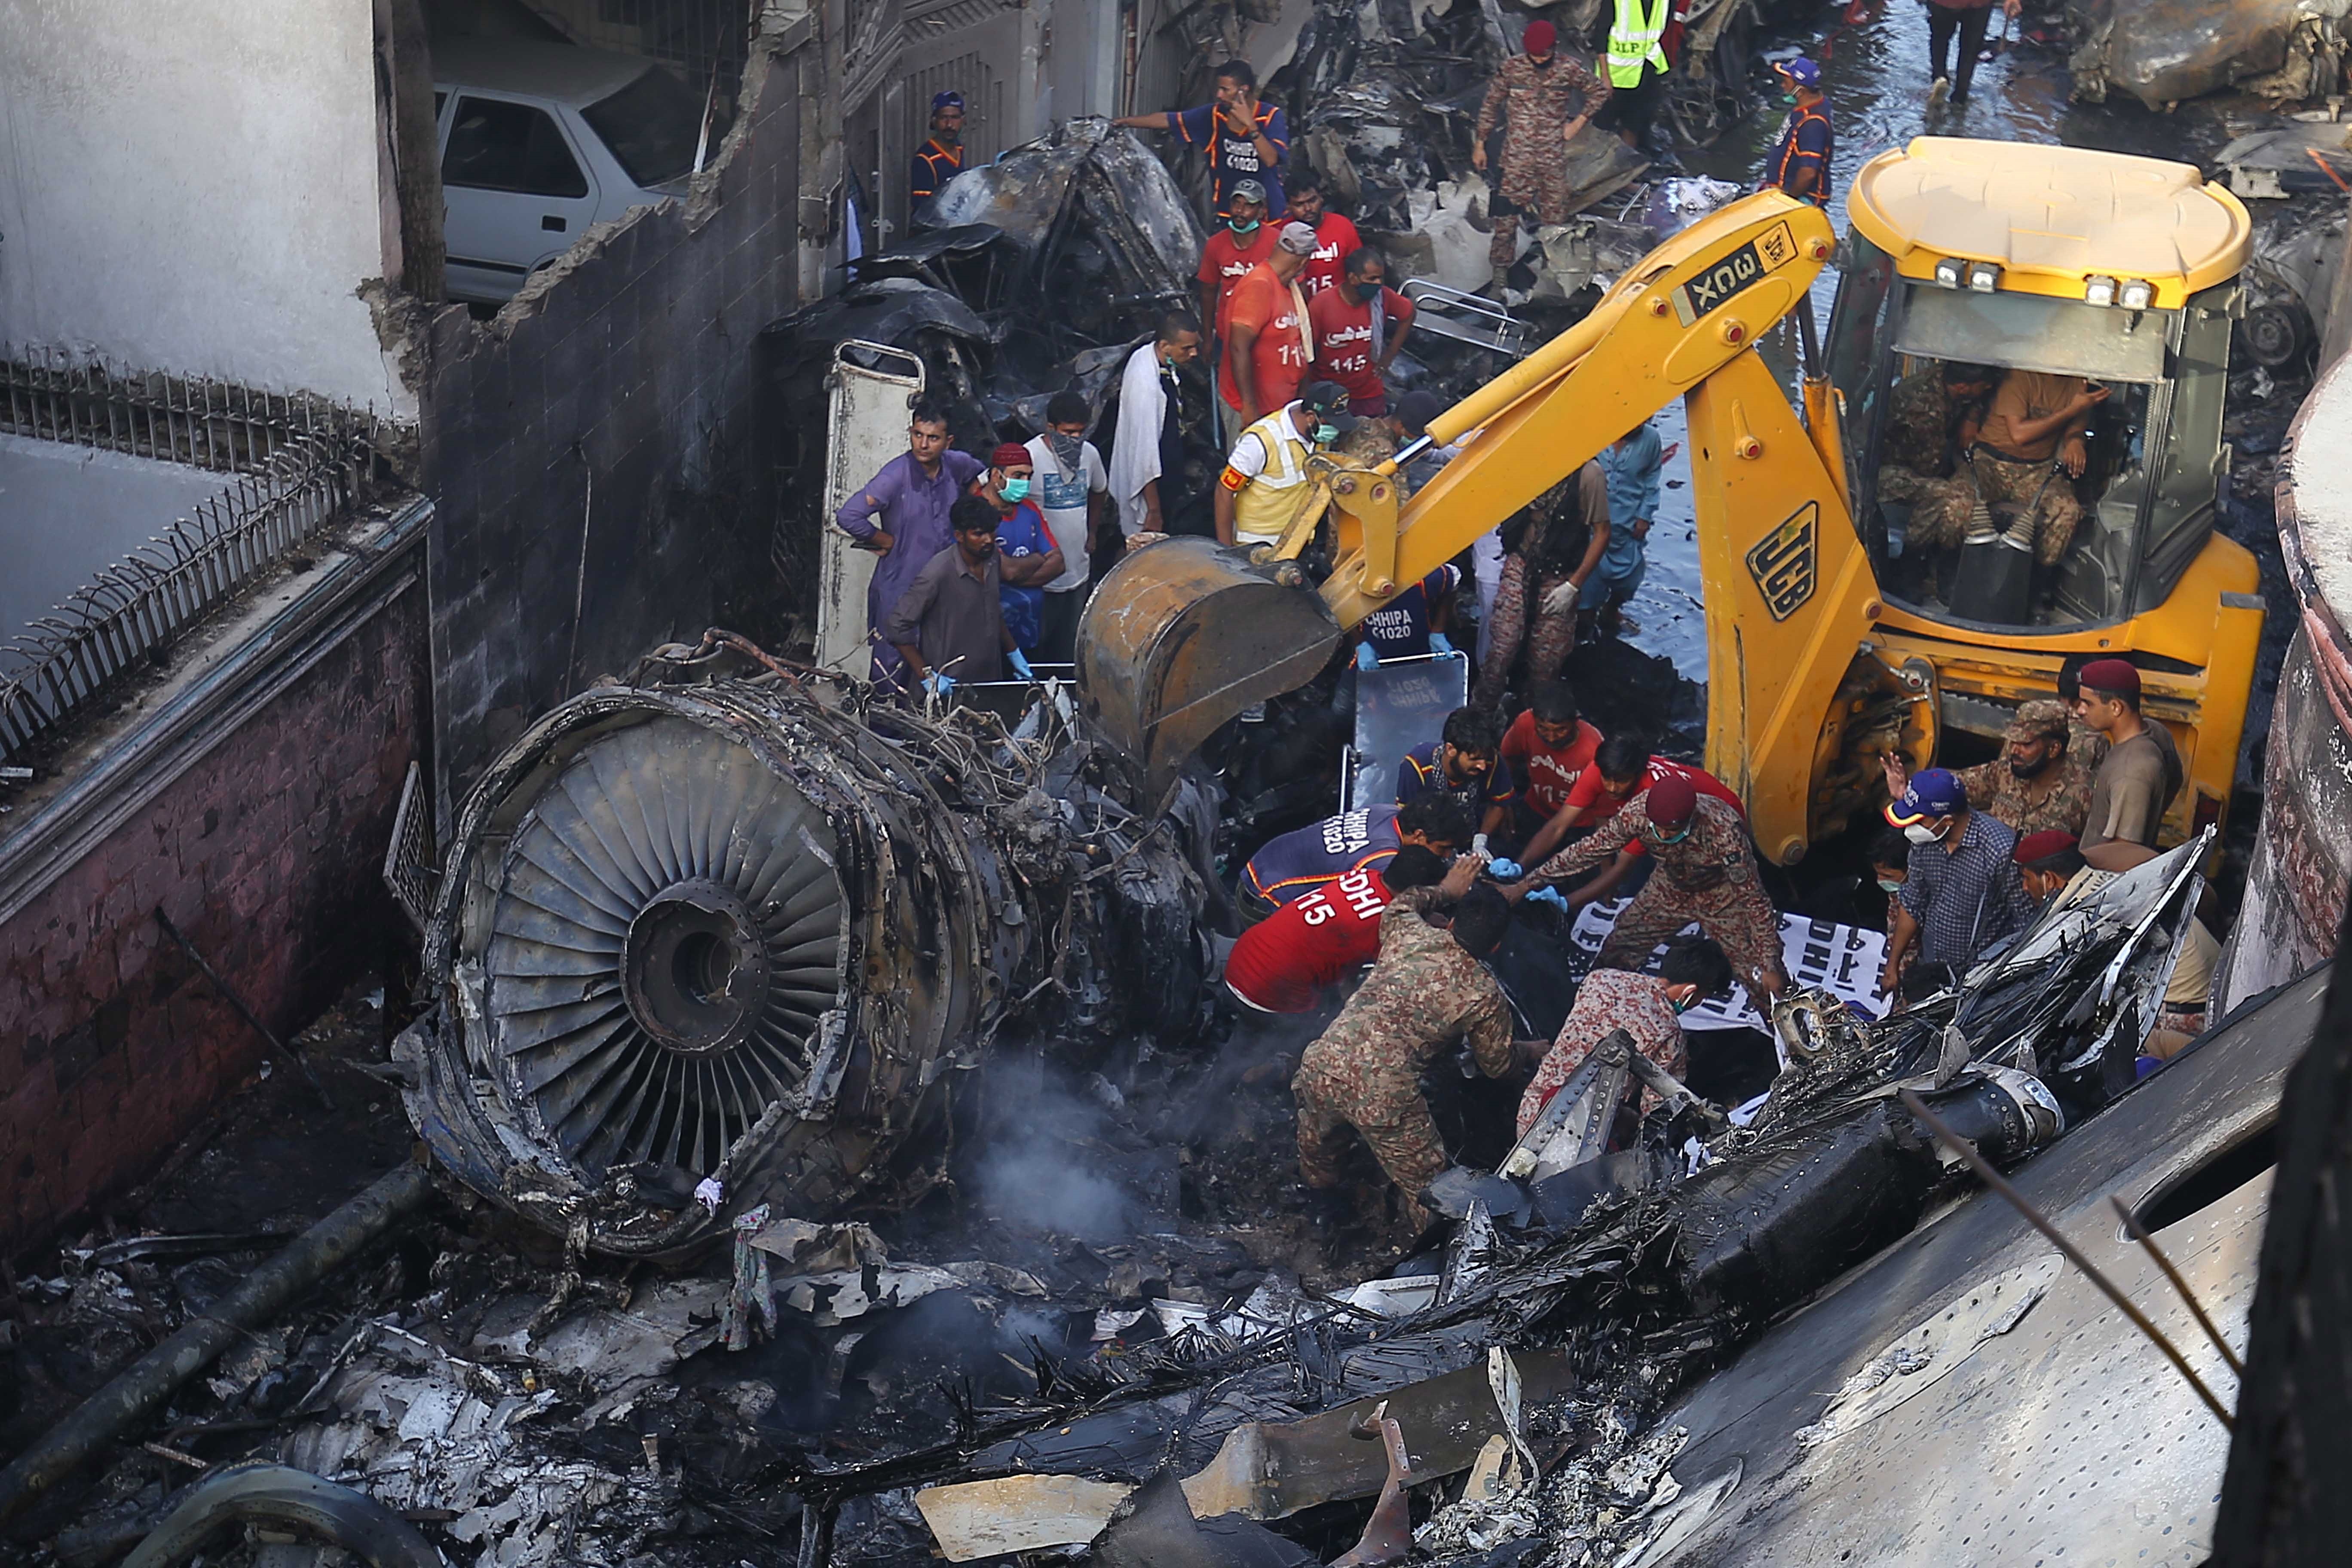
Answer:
[{"xmin": 0, "ymin": 0, "xmax": 413, "ymax": 416}]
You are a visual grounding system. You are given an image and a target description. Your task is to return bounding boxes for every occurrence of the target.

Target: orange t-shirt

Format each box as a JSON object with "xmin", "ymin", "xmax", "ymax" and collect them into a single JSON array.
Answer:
[{"xmin": 1219, "ymin": 262, "xmax": 1311, "ymax": 414}]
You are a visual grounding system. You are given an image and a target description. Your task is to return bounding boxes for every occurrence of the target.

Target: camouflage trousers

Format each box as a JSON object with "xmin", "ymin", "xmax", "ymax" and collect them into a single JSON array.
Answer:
[
  {"xmin": 1911, "ymin": 453, "xmax": 2084, "ymax": 567},
  {"xmin": 1489, "ymin": 166, "xmax": 1581, "ymax": 268},
  {"xmin": 1596, "ymin": 877, "xmax": 1788, "ymax": 996},
  {"xmin": 1473, "ymin": 558, "xmax": 1574, "ymax": 710},
  {"xmin": 1292, "ymin": 1054, "xmax": 1451, "ymax": 1202}
]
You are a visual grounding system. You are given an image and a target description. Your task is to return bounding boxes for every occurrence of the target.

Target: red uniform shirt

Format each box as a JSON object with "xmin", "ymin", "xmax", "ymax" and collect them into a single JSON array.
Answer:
[
  {"xmin": 1225, "ymin": 864, "xmax": 1394, "ymax": 1013},
  {"xmin": 1221, "ymin": 262, "xmax": 1311, "ymax": 414},
  {"xmin": 1563, "ymin": 756, "xmax": 1746, "ymax": 857},
  {"xmin": 1297, "ymin": 211, "xmax": 1364, "ymax": 302},
  {"xmin": 1500, "ymin": 712, "xmax": 1604, "ymax": 819},
  {"xmin": 1197, "ymin": 226, "xmax": 1277, "ymax": 323},
  {"xmin": 1308, "ymin": 283, "xmax": 1415, "ymax": 406}
]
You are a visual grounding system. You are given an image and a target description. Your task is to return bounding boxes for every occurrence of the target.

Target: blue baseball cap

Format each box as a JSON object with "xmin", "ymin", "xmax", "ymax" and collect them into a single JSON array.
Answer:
[
  {"xmin": 931, "ymin": 90, "xmax": 965, "ymax": 113},
  {"xmin": 1886, "ymin": 767, "xmax": 1966, "ymax": 826},
  {"xmin": 1779, "ymin": 57, "xmax": 1822, "ymax": 87}
]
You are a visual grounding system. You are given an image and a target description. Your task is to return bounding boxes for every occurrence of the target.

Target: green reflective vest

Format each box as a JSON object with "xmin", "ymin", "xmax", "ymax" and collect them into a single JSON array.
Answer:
[{"xmin": 1605, "ymin": 0, "xmax": 1669, "ymax": 87}]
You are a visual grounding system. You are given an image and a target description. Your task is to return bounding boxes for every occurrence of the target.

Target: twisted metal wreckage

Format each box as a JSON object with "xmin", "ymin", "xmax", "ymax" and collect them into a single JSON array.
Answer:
[{"xmin": 362, "ymin": 633, "xmax": 2251, "ymax": 1565}]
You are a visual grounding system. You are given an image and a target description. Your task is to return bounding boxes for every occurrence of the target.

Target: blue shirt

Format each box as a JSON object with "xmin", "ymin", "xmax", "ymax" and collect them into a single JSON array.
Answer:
[
  {"xmin": 1396, "ymin": 741, "xmax": 1518, "ymax": 815},
  {"xmin": 994, "ymin": 500, "xmax": 1054, "ymax": 651},
  {"xmin": 1242, "ymin": 806, "xmax": 1401, "ymax": 913},
  {"xmin": 1596, "ymin": 426, "xmax": 1661, "ymax": 578},
  {"xmin": 1769, "ymin": 102, "xmax": 1834, "ymax": 205},
  {"xmin": 1171, "ymin": 101, "xmax": 1288, "ymax": 219},
  {"xmin": 1360, "ymin": 564, "xmax": 1460, "ymax": 661}
]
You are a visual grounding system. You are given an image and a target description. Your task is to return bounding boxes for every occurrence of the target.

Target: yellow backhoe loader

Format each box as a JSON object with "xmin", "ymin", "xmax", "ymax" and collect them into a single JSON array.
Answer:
[{"xmin": 1078, "ymin": 138, "xmax": 2262, "ymax": 864}]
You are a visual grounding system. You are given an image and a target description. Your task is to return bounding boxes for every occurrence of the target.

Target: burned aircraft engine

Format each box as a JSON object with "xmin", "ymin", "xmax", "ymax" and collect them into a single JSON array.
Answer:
[{"xmin": 394, "ymin": 644, "xmax": 1207, "ymax": 1256}]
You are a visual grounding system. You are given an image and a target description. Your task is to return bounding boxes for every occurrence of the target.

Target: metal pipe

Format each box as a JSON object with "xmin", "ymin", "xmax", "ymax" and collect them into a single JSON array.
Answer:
[
  {"xmin": 0, "ymin": 1161, "xmax": 432, "ymax": 1525},
  {"xmin": 120, "ymin": 1461, "xmax": 442, "ymax": 1568}
]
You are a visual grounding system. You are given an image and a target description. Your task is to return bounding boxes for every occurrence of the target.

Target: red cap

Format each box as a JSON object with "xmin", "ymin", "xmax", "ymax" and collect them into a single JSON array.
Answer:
[
  {"xmin": 2076, "ymin": 657, "xmax": 2140, "ymax": 702},
  {"xmin": 2013, "ymin": 830, "xmax": 2080, "ymax": 868},
  {"xmin": 1646, "ymin": 772, "xmax": 1698, "ymax": 830},
  {"xmin": 991, "ymin": 442, "xmax": 1032, "ymax": 470},
  {"xmin": 1522, "ymin": 18, "xmax": 1556, "ymax": 53}
]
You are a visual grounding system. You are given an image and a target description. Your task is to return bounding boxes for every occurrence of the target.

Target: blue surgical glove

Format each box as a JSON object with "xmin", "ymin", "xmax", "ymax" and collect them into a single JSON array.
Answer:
[
  {"xmin": 1355, "ymin": 642, "xmax": 1380, "ymax": 672},
  {"xmin": 923, "ymin": 671, "xmax": 956, "ymax": 698},
  {"xmin": 1487, "ymin": 858, "xmax": 1522, "ymax": 881},
  {"xmin": 1008, "ymin": 648, "xmax": 1035, "ymax": 681},
  {"xmin": 1527, "ymin": 887, "xmax": 1569, "ymax": 911},
  {"xmin": 1428, "ymin": 631, "xmax": 1455, "ymax": 656}
]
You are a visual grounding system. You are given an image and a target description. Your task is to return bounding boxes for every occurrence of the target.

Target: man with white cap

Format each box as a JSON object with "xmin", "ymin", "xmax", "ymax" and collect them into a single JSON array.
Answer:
[{"xmin": 1222, "ymin": 220, "xmax": 1321, "ymax": 427}]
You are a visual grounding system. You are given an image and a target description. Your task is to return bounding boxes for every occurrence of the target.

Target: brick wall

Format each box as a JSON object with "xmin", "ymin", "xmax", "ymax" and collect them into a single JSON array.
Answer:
[
  {"xmin": 422, "ymin": 25, "xmax": 808, "ymax": 816},
  {"xmin": 0, "ymin": 582, "xmax": 427, "ymax": 1254}
]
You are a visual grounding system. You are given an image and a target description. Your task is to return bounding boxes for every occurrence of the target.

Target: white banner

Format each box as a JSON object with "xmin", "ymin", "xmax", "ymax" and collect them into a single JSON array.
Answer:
[{"xmin": 1567, "ymin": 896, "xmax": 1892, "ymax": 1032}]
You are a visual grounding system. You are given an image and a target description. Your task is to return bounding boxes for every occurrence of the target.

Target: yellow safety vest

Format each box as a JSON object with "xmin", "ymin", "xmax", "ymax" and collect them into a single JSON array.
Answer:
[
  {"xmin": 1233, "ymin": 407, "xmax": 1318, "ymax": 543},
  {"xmin": 1605, "ymin": 0, "xmax": 1669, "ymax": 87}
]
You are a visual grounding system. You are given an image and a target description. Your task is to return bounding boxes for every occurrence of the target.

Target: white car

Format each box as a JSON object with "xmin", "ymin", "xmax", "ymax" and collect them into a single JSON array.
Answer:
[{"xmin": 433, "ymin": 39, "xmax": 707, "ymax": 303}]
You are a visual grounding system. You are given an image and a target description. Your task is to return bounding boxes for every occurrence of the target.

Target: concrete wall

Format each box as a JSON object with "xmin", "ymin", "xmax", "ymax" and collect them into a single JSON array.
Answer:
[
  {"xmin": 2217, "ymin": 354, "xmax": 2352, "ymax": 1010},
  {"xmin": 0, "ymin": 568, "xmax": 426, "ymax": 1254},
  {"xmin": 0, "ymin": 0, "xmax": 410, "ymax": 414},
  {"xmin": 422, "ymin": 20, "xmax": 811, "ymax": 815}
]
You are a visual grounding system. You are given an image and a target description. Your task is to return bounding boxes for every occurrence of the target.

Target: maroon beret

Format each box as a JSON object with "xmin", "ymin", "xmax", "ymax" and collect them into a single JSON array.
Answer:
[{"xmin": 2076, "ymin": 658, "xmax": 2140, "ymax": 702}]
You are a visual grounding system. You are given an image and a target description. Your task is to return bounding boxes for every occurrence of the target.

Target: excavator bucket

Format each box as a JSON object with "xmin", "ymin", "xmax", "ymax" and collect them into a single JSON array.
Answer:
[{"xmin": 1076, "ymin": 536, "xmax": 1343, "ymax": 792}]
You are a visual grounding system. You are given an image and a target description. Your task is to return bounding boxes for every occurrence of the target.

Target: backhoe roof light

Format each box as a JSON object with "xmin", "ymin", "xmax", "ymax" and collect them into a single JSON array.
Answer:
[
  {"xmin": 1966, "ymin": 261, "xmax": 2002, "ymax": 293},
  {"xmin": 1933, "ymin": 257, "xmax": 1965, "ymax": 289},
  {"xmin": 2085, "ymin": 275, "xmax": 2118, "ymax": 307},
  {"xmin": 2118, "ymin": 278, "xmax": 2155, "ymax": 309}
]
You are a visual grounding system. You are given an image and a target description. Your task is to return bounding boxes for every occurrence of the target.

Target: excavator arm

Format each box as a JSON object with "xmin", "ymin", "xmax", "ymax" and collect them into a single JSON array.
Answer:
[{"xmin": 1077, "ymin": 192, "xmax": 1889, "ymax": 862}]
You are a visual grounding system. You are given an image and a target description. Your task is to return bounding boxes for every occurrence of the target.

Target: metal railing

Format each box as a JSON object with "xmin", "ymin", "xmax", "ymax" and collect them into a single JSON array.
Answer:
[
  {"xmin": 0, "ymin": 348, "xmax": 378, "ymax": 474},
  {"xmin": 0, "ymin": 433, "xmax": 364, "ymax": 764}
]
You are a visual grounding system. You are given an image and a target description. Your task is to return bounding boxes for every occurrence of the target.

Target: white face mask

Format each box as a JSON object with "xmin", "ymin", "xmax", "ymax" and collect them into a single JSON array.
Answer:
[{"xmin": 1903, "ymin": 821, "xmax": 1946, "ymax": 846}]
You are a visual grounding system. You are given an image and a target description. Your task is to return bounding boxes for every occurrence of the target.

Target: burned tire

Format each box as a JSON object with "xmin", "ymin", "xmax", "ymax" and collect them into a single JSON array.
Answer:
[{"xmin": 2238, "ymin": 300, "xmax": 2310, "ymax": 370}]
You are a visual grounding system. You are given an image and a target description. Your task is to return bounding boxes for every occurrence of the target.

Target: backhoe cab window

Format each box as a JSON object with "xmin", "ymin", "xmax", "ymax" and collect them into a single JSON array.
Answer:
[{"xmin": 1835, "ymin": 266, "xmax": 2230, "ymax": 631}]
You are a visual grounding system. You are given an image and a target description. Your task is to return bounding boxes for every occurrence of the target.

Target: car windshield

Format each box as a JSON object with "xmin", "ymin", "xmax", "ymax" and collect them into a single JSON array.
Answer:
[{"xmin": 582, "ymin": 65, "xmax": 704, "ymax": 188}]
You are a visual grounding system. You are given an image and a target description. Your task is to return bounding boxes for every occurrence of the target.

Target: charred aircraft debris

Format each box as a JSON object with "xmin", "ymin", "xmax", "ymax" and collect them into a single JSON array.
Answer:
[{"xmin": 6, "ymin": 631, "xmax": 2274, "ymax": 1567}]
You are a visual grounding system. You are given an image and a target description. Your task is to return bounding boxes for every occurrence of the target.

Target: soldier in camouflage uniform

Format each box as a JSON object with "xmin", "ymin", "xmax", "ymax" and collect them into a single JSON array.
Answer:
[
  {"xmin": 1474, "ymin": 20, "xmax": 1613, "ymax": 272},
  {"xmin": 1880, "ymin": 699, "xmax": 2093, "ymax": 841},
  {"xmin": 1292, "ymin": 864, "xmax": 1516, "ymax": 1219},
  {"xmin": 1474, "ymin": 462, "xmax": 1609, "ymax": 710},
  {"xmin": 1516, "ymin": 937, "xmax": 1732, "ymax": 1135},
  {"xmin": 1517, "ymin": 772, "xmax": 1788, "ymax": 999},
  {"xmin": 1877, "ymin": 362, "xmax": 1994, "ymax": 532},
  {"xmin": 1912, "ymin": 368, "xmax": 2099, "ymax": 567}
]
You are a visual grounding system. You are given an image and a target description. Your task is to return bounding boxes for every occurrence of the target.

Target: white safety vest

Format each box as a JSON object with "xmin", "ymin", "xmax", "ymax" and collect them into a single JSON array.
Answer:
[
  {"xmin": 1605, "ymin": 0, "xmax": 1669, "ymax": 87},
  {"xmin": 1233, "ymin": 406, "xmax": 1318, "ymax": 543}
]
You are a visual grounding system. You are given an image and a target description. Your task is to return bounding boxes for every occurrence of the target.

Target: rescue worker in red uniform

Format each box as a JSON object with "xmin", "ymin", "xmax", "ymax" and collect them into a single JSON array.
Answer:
[
  {"xmin": 1307, "ymin": 248, "xmax": 1415, "ymax": 419},
  {"xmin": 1238, "ymin": 794, "xmax": 1478, "ymax": 922},
  {"xmin": 1225, "ymin": 847, "xmax": 1446, "ymax": 1014},
  {"xmin": 1286, "ymin": 172, "xmax": 1364, "ymax": 303}
]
